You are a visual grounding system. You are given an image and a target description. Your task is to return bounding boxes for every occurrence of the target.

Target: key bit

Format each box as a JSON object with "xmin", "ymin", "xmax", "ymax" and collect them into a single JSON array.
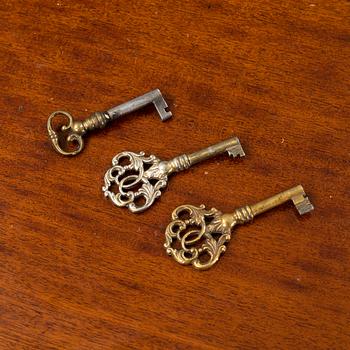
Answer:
[
  {"xmin": 103, "ymin": 136, "xmax": 245, "ymax": 213},
  {"xmin": 47, "ymin": 89, "xmax": 172, "ymax": 156},
  {"xmin": 164, "ymin": 185, "xmax": 314, "ymax": 270}
]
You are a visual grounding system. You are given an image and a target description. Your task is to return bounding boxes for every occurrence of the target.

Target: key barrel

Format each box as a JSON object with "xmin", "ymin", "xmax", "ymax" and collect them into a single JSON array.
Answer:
[
  {"xmin": 250, "ymin": 185, "xmax": 314, "ymax": 216},
  {"xmin": 107, "ymin": 89, "xmax": 172, "ymax": 121},
  {"xmin": 187, "ymin": 136, "xmax": 245, "ymax": 165}
]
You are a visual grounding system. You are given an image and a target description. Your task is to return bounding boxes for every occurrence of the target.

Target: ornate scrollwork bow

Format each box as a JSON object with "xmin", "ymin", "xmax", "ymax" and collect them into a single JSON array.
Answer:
[
  {"xmin": 103, "ymin": 151, "xmax": 169, "ymax": 213},
  {"xmin": 47, "ymin": 111, "xmax": 85, "ymax": 156},
  {"xmin": 164, "ymin": 204, "xmax": 234, "ymax": 270}
]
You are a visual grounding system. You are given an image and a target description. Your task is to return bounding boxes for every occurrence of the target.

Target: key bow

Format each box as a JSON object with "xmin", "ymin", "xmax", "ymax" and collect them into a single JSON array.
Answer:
[
  {"xmin": 103, "ymin": 151, "xmax": 169, "ymax": 213},
  {"xmin": 164, "ymin": 204, "xmax": 234, "ymax": 270},
  {"xmin": 47, "ymin": 111, "xmax": 85, "ymax": 156}
]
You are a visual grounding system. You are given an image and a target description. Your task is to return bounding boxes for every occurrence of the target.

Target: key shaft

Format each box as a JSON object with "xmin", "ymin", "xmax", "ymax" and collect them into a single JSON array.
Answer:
[
  {"xmin": 187, "ymin": 136, "xmax": 245, "ymax": 166},
  {"xmin": 107, "ymin": 89, "xmax": 172, "ymax": 121},
  {"xmin": 164, "ymin": 136, "xmax": 245, "ymax": 174},
  {"xmin": 249, "ymin": 185, "xmax": 314, "ymax": 217}
]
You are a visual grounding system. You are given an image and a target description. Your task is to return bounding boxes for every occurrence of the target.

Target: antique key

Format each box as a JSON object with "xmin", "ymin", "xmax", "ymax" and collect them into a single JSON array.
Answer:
[
  {"xmin": 103, "ymin": 136, "xmax": 245, "ymax": 213},
  {"xmin": 164, "ymin": 185, "xmax": 314, "ymax": 270},
  {"xmin": 47, "ymin": 89, "xmax": 172, "ymax": 156}
]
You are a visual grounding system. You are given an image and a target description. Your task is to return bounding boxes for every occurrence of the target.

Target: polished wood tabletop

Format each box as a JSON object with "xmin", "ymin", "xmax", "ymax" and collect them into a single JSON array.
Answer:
[{"xmin": 1, "ymin": 1, "xmax": 349, "ymax": 349}]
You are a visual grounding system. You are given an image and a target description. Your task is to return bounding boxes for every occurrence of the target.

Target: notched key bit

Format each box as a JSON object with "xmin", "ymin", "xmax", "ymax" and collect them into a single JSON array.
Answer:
[
  {"xmin": 47, "ymin": 89, "xmax": 172, "ymax": 156},
  {"xmin": 102, "ymin": 136, "xmax": 245, "ymax": 213},
  {"xmin": 164, "ymin": 185, "xmax": 314, "ymax": 270}
]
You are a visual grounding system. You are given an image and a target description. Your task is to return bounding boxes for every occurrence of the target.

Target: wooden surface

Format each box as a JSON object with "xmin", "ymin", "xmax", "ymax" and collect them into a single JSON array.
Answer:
[{"xmin": 1, "ymin": 1, "xmax": 349, "ymax": 349}]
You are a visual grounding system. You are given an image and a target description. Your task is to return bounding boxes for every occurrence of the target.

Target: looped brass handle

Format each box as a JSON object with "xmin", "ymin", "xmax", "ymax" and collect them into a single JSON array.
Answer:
[{"xmin": 47, "ymin": 111, "xmax": 84, "ymax": 156}]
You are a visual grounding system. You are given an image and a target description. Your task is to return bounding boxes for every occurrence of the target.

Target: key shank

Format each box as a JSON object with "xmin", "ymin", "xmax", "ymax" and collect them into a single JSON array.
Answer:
[
  {"xmin": 249, "ymin": 185, "xmax": 314, "ymax": 216},
  {"xmin": 224, "ymin": 185, "xmax": 314, "ymax": 228},
  {"xmin": 107, "ymin": 89, "xmax": 172, "ymax": 121},
  {"xmin": 188, "ymin": 136, "xmax": 245, "ymax": 165},
  {"xmin": 162, "ymin": 136, "xmax": 245, "ymax": 174}
]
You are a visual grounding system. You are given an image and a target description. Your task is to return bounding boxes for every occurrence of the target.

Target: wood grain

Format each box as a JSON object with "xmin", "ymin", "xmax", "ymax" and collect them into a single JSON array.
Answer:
[{"xmin": 0, "ymin": 0, "xmax": 349, "ymax": 349}]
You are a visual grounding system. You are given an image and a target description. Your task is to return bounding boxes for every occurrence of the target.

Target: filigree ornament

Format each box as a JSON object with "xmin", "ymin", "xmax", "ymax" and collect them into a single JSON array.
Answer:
[
  {"xmin": 164, "ymin": 205, "xmax": 234, "ymax": 270},
  {"xmin": 102, "ymin": 151, "xmax": 169, "ymax": 213}
]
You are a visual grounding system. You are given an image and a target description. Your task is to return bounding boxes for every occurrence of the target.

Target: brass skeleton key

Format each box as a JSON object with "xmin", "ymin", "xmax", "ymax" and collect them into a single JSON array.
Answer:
[
  {"xmin": 47, "ymin": 89, "xmax": 172, "ymax": 156},
  {"xmin": 164, "ymin": 185, "xmax": 314, "ymax": 270},
  {"xmin": 103, "ymin": 136, "xmax": 245, "ymax": 213}
]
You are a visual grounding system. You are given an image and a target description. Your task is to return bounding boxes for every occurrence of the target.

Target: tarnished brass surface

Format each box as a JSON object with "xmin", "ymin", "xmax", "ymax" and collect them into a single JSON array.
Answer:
[
  {"xmin": 103, "ymin": 136, "xmax": 245, "ymax": 213},
  {"xmin": 47, "ymin": 89, "xmax": 172, "ymax": 156},
  {"xmin": 164, "ymin": 185, "xmax": 314, "ymax": 270}
]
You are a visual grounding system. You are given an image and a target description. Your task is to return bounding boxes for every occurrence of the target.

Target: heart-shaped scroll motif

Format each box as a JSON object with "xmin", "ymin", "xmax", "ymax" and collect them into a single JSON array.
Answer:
[
  {"xmin": 103, "ymin": 151, "xmax": 169, "ymax": 213},
  {"xmin": 47, "ymin": 111, "xmax": 84, "ymax": 156},
  {"xmin": 164, "ymin": 204, "xmax": 233, "ymax": 270}
]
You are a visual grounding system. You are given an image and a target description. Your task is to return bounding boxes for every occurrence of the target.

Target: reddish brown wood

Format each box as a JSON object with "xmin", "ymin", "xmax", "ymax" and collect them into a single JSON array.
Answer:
[{"xmin": 0, "ymin": 0, "xmax": 349, "ymax": 348}]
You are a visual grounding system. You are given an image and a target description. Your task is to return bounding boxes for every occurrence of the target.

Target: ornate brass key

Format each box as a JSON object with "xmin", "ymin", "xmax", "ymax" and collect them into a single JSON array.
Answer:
[
  {"xmin": 47, "ymin": 89, "xmax": 172, "ymax": 156},
  {"xmin": 164, "ymin": 185, "xmax": 314, "ymax": 270},
  {"xmin": 103, "ymin": 136, "xmax": 245, "ymax": 213}
]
